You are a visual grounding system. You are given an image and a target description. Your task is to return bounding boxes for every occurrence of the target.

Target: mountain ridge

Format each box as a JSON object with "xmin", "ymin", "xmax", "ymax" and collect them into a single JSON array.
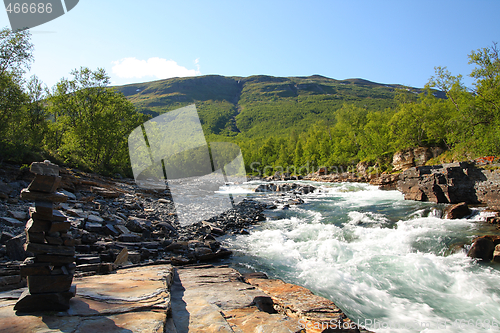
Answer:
[{"xmin": 113, "ymin": 74, "xmax": 439, "ymax": 139}]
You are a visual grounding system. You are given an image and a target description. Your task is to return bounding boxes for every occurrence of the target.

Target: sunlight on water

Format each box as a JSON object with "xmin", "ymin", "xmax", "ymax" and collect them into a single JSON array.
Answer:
[{"xmin": 224, "ymin": 181, "xmax": 500, "ymax": 333}]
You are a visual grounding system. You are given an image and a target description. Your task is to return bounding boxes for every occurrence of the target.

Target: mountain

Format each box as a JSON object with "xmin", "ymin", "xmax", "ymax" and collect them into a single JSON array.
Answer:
[{"xmin": 114, "ymin": 74, "xmax": 427, "ymax": 140}]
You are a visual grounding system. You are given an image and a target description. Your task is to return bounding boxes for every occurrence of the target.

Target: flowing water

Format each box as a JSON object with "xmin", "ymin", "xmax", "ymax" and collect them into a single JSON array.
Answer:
[{"xmin": 220, "ymin": 181, "xmax": 500, "ymax": 332}]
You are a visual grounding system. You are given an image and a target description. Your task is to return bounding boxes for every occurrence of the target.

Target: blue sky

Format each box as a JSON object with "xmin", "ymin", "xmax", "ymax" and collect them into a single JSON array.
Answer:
[{"xmin": 1, "ymin": 0, "xmax": 499, "ymax": 89}]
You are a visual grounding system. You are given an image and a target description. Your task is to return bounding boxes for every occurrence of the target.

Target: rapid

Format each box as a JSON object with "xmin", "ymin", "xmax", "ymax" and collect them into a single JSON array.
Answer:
[{"xmin": 221, "ymin": 181, "xmax": 500, "ymax": 332}]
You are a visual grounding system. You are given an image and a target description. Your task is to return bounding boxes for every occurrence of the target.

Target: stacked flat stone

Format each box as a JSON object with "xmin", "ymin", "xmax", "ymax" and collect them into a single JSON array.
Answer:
[{"xmin": 14, "ymin": 161, "xmax": 76, "ymax": 312}]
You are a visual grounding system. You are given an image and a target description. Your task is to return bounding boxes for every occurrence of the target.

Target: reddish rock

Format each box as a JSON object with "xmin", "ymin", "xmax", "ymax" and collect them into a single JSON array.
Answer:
[
  {"xmin": 445, "ymin": 202, "xmax": 472, "ymax": 219},
  {"xmin": 317, "ymin": 167, "xmax": 327, "ymax": 175},
  {"xmin": 468, "ymin": 236, "xmax": 495, "ymax": 261},
  {"xmin": 487, "ymin": 216, "xmax": 500, "ymax": 224},
  {"xmin": 246, "ymin": 277, "xmax": 345, "ymax": 324},
  {"xmin": 369, "ymin": 173, "xmax": 399, "ymax": 190}
]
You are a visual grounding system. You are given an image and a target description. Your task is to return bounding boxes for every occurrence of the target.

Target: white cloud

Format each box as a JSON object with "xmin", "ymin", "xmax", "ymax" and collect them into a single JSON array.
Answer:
[{"xmin": 111, "ymin": 57, "xmax": 201, "ymax": 80}]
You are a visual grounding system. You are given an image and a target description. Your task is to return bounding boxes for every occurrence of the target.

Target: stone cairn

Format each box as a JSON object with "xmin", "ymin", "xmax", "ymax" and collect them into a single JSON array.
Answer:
[{"xmin": 14, "ymin": 161, "xmax": 76, "ymax": 312}]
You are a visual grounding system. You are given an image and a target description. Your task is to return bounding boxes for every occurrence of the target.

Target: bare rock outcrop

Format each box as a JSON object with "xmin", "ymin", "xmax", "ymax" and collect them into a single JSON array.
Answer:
[
  {"xmin": 392, "ymin": 147, "xmax": 443, "ymax": 171},
  {"xmin": 397, "ymin": 162, "xmax": 500, "ymax": 208}
]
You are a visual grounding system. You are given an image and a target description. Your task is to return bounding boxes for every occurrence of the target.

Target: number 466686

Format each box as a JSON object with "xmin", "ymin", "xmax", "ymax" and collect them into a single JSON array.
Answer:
[{"xmin": 5, "ymin": 3, "xmax": 53, "ymax": 14}]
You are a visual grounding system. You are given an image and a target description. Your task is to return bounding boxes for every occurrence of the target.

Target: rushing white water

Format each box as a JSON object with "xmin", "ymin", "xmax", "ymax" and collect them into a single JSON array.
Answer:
[{"xmin": 222, "ymin": 181, "xmax": 500, "ymax": 332}]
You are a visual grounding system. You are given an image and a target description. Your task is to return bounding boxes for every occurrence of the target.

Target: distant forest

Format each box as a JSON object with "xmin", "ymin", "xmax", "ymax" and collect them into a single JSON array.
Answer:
[{"xmin": 1, "ymin": 27, "xmax": 498, "ymax": 177}]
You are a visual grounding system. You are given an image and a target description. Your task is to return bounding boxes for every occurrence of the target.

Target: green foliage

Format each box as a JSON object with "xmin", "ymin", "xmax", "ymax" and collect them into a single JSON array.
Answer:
[
  {"xmin": 0, "ymin": 27, "xmax": 33, "ymax": 77},
  {"xmin": 1, "ymin": 26, "xmax": 498, "ymax": 178},
  {"xmin": 116, "ymin": 75, "xmax": 401, "ymax": 140},
  {"xmin": 230, "ymin": 44, "xmax": 500, "ymax": 174},
  {"xmin": 0, "ymin": 27, "xmax": 35, "ymax": 162},
  {"xmin": 47, "ymin": 67, "xmax": 146, "ymax": 174}
]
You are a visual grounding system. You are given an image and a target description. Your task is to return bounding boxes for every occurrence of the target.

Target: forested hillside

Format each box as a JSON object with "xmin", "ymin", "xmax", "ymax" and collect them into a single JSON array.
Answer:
[
  {"xmin": 1, "ymin": 27, "xmax": 498, "ymax": 178},
  {"xmin": 115, "ymin": 75, "xmax": 428, "ymax": 139},
  {"xmin": 115, "ymin": 51, "xmax": 500, "ymax": 177}
]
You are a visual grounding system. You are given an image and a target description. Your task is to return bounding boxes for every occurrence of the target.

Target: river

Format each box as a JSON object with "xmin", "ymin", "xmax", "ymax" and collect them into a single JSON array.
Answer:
[{"xmin": 220, "ymin": 180, "xmax": 500, "ymax": 332}]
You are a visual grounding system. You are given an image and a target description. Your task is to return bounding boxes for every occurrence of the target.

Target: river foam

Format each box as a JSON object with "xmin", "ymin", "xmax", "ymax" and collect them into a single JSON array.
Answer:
[{"xmin": 224, "ymin": 181, "xmax": 500, "ymax": 332}]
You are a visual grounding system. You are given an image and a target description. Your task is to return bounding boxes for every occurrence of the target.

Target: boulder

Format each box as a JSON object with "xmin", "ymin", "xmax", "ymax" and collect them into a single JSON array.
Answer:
[
  {"xmin": 297, "ymin": 185, "xmax": 316, "ymax": 194},
  {"xmin": 317, "ymin": 167, "xmax": 327, "ymax": 176},
  {"xmin": 369, "ymin": 173, "xmax": 399, "ymax": 190},
  {"xmin": 413, "ymin": 147, "xmax": 434, "ymax": 167},
  {"xmin": 253, "ymin": 184, "xmax": 274, "ymax": 192},
  {"xmin": 468, "ymin": 236, "xmax": 495, "ymax": 261},
  {"xmin": 445, "ymin": 202, "xmax": 471, "ymax": 219}
]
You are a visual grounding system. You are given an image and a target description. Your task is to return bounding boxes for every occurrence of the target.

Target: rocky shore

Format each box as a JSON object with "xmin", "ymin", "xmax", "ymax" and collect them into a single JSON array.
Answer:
[
  {"xmin": 0, "ymin": 162, "xmax": 277, "ymax": 288},
  {"xmin": 0, "ymin": 263, "xmax": 369, "ymax": 332},
  {"xmin": 1, "ymin": 155, "xmax": 500, "ymax": 331},
  {"xmin": 0, "ymin": 162, "xmax": 374, "ymax": 332}
]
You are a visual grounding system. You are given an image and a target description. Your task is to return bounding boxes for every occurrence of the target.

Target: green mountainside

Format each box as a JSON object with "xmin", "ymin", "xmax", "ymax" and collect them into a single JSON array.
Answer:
[
  {"xmin": 2, "ymin": 29, "xmax": 497, "ymax": 178},
  {"xmin": 114, "ymin": 75, "xmax": 430, "ymax": 140}
]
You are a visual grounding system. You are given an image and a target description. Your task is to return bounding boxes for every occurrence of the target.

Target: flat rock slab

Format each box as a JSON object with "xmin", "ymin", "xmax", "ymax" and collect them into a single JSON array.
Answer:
[
  {"xmin": 170, "ymin": 265, "xmax": 305, "ymax": 333},
  {"xmin": 0, "ymin": 264, "xmax": 173, "ymax": 333}
]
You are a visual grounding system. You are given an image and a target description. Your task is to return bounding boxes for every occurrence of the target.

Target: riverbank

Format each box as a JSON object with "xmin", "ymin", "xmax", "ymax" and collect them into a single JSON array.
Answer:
[
  {"xmin": 0, "ymin": 263, "xmax": 371, "ymax": 332},
  {"xmin": 1, "ymin": 161, "xmax": 500, "ymax": 331},
  {"xmin": 0, "ymin": 162, "xmax": 371, "ymax": 332}
]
